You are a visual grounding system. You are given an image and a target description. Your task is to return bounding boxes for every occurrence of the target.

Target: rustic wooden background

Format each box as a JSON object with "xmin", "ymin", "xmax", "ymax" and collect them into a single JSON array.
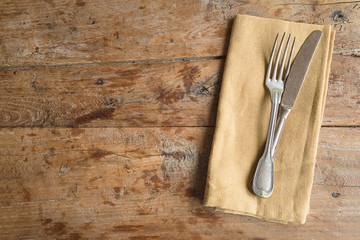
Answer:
[{"xmin": 0, "ymin": 0, "xmax": 359, "ymax": 239}]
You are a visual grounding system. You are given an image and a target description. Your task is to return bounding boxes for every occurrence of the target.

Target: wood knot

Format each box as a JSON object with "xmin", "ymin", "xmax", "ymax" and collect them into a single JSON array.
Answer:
[
  {"xmin": 331, "ymin": 10, "xmax": 347, "ymax": 22},
  {"xmin": 332, "ymin": 192, "xmax": 340, "ymax": 198},
  {"xmin": 96, "ymin": 78, "xmax": 104, "ymax": 85}
]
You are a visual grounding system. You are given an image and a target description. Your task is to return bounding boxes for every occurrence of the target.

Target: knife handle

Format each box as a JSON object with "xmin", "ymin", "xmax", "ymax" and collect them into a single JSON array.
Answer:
[{"xmin": 271, "ymin": 106, "xmax": 291, "ymax": 158}]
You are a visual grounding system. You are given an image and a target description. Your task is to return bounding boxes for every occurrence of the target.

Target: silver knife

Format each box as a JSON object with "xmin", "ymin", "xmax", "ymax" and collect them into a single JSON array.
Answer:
[{"xmin": 271, "ymin": 30, "xmax": 322, "ymax": 157}]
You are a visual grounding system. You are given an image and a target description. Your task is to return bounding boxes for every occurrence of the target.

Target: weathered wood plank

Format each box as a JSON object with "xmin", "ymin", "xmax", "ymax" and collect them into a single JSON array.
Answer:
[
  {"xmin": 0, "ymin": 0, "xmax": 359, "ymax": 66},
  {"xmin": 0, "ymin": 127, "xmax": 359, "ymax": 239},
  {"xmin": 0, "ymin": 185, "xmax": 359, "ymax": 240},
  {"xmin": 0, "ymin": 55, "xmax": 358, "ymax": 127},
  {"xmin": 315, "ymin": 127, "xmax": 360, "ymax": 188},
  {"xmin": 0, "ymin": 127, "xmax": 358, "ymax": 202},
  {"xmin": 325, "ymin": 55, "xmax": 360, "ymax": 125},
  {"xmin": 0, "ymin": 59, "xmax": 223, "ymax": 127}
]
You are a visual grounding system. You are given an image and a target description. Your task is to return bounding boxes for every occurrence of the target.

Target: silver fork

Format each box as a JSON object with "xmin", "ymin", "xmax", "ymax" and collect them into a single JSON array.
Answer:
[{"xmin": 252, "ymin": 33, "xmax": 295, "ymax": 198}]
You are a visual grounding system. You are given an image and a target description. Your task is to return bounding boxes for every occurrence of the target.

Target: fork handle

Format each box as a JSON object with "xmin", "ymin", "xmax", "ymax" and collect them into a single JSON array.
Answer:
[{"xmin": 252, "ymin": 90, "xmax": 281, "ymax": 198}]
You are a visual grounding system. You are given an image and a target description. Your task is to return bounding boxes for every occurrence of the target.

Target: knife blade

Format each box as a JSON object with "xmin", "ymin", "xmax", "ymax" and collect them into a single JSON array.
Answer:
[{"xmin": 271, "ymin": 30, "xmax": 322, "ymax": 157}]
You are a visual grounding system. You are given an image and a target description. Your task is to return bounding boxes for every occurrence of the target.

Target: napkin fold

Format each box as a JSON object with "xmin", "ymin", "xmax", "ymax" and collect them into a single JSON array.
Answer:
[{"xmin": 203, "ymin": 15, "xmax": 335, "ymax": 224}]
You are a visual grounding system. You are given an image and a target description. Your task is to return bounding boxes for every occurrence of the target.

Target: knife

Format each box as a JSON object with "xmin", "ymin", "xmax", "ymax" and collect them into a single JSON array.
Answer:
[{"xmin": 271, "ymin": 30, "xmax": 322, "ymax": 157}]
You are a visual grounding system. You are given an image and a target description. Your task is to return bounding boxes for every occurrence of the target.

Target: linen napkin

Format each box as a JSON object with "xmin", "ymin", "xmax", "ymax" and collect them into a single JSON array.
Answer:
[{"xmin": 203, "ymin": 15, "xmax": 335, "ymax": 224}]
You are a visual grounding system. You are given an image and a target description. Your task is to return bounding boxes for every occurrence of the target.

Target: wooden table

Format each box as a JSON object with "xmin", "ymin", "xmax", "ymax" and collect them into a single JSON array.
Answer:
[{"xmin": 0, "ymin": 0, "xmax": 359, "ymax": 239}]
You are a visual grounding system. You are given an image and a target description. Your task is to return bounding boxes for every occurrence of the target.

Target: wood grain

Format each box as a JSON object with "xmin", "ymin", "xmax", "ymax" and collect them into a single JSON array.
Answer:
[
  {"xmin": 325, "ymin": 55, "xmax": 360, "ymax": 125},
  {"xmin": 0, "ymin": 0, "xmax": 359, "ymax": 239},
  {"xmin": 0, "ymin": 185, "xmax": 359, "ymax": 239},
  {"xmin": 0, "ymin": 55, "xmax": 359, "ymax": 127},
  {"xmin": 0, "ymin": 127, "xmax": 359, "ymax": 239},
  {"xmin": 0, "ymin": 0, "xmax": 359, "ymax": 66},
  {"xmin": 0, "ymin": 59, "xmax": 223, "ymax": 127}
]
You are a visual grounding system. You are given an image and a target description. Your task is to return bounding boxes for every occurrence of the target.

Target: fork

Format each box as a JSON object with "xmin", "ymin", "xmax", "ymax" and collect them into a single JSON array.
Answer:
[{"xmin": 252, "ymin": 33, "xmax": 295, "ymax": 198}]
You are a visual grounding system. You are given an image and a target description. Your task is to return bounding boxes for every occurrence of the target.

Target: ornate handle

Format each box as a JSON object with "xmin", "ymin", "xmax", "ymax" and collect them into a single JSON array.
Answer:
[{"xmin": 253, "ymin": 155, "xmax": 274, "ymax": 197}]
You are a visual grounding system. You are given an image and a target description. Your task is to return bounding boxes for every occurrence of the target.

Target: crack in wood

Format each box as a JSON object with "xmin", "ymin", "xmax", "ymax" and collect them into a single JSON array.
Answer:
[
  {"xmin": 276, "ymin": 1, "xmax": 360, "ymax": 6},
  {"xmin": 0, "ymin": 56, "xmax": 226, "ymax": 71}
]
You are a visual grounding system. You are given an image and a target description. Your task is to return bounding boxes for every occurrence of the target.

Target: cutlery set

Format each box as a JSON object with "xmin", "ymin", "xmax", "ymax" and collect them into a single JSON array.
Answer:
[{"xmin": 252, "ymin": 30, "xmax": 322, "ymax": 198}]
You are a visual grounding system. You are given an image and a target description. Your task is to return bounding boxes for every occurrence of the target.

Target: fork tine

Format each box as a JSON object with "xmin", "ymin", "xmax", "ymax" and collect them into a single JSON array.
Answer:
[
  {"xmin": 271, "ymin": 33, "xmax": 286, "ymax": 80},
  {"xmin": 285, "ymin": 37, "xmax": 296, "ymax": 79},
  {"xmin": 265, "ymin": 33, "xmax": 279, "ymax": 81},
  {"xmin": 278, "ymin": 34, "xmax": 291, "ymax": 80}
]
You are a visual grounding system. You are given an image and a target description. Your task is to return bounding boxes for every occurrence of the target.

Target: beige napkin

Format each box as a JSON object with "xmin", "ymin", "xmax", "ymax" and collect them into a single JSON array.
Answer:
[{"xmin": 203, "ymin": 15, "xmax": 335, "ymax": 224}]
